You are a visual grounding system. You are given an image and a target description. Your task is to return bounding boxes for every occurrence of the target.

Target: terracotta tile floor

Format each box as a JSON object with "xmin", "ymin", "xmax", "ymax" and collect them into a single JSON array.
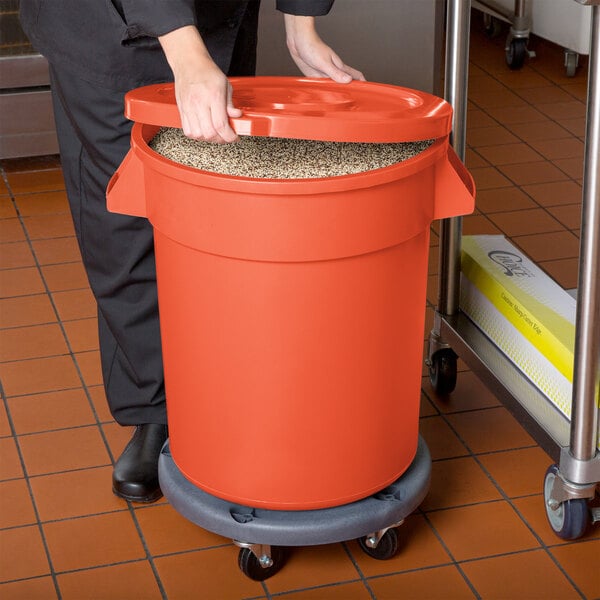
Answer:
[{"xmin": 1, "ymin": 14, "xmax": 599, "ymax": 600}]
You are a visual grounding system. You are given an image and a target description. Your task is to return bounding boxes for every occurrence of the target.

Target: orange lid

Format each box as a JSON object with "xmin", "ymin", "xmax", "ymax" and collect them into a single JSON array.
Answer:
[{"xmin": 125, "ymin": 77, "xmax": 452, "ymax": 142}]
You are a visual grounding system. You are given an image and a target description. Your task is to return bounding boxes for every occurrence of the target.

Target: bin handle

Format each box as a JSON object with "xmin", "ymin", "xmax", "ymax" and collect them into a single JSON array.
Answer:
[
  {"xmin": 123, "ymin": 84, "xmax": 273, "ymax": 135},
  {"xmin": 106, "ymin": 146, "xmax": 147, "ymax": 217},
  {"xmin": 433, "ymin": 145, "xmax": 476, "ymax": 220}
]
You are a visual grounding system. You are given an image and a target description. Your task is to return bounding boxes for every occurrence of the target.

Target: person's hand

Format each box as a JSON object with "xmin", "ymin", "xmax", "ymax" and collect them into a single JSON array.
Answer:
[
  {"xmin": 159, "ymin": 26, "xmax": 241, "ymax": 143},
  {"xmin": 284, "ymin": 15, "xmax": 365, "ymax": 83}
]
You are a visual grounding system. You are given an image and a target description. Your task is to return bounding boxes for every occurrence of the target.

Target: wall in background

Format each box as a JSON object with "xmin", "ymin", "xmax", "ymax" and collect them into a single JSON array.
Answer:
[{"xmin": 256, "ymin": 0, "xmax": 445, "ymax": 94}]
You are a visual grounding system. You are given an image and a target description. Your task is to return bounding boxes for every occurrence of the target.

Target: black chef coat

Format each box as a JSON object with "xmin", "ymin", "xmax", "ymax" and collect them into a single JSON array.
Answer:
[{"xmin": 20, "ymin": 0, "xmax": 335, "ymax": 89}]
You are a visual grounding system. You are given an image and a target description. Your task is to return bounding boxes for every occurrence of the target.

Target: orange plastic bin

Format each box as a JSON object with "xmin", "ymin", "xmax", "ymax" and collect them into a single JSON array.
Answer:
[{"xmin": 107, "ymin": 78, "xmax": 475, "ymax": 510}]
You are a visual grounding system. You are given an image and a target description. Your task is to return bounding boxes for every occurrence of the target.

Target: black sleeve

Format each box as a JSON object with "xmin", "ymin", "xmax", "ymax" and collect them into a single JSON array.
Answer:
[
  {"xmin": 119, "ymin": 0, "xmax": 197, "ymax": 40},
  {"xmin": 276, "ymin": 0, "xmax": 334, "ymax": 16}
]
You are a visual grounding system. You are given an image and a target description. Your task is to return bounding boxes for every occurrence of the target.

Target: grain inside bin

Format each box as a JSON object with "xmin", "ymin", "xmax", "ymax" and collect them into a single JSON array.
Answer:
[{"xmin": 149, "ymin": 127, "xmax": 434, "ymax": 179}]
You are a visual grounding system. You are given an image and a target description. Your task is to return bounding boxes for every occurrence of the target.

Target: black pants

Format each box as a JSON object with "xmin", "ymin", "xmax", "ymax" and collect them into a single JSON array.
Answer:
[{"xmin": 50, "ymin": 67, "xmax": 167, "ymax": 426}]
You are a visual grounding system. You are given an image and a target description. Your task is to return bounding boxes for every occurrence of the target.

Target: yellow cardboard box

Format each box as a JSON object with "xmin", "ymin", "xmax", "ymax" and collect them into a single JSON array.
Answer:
[{"xmin": 459, "ymin": 235, "xmax": 599, "ymax": 427}]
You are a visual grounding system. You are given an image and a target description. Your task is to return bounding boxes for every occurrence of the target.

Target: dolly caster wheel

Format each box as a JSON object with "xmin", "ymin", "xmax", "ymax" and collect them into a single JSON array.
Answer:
[
  {"xmin": 429, "ymin": 349, "xmax": 458, "ymax": 395},
  {"xmin": 237, "ymin": 545, "xmax": 287, "ymax": 581},
  {"xmin": 358, "ymin": 528, "xmax": 400, "ymax": 560},
  {"xmin": 543, "ymin": 465, "xmax": 590, "ymax": 540}
]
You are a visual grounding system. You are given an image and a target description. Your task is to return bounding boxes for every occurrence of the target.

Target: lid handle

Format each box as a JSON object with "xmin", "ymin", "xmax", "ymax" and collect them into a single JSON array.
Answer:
[{"xmin": 125, "ymin": 83, "xmax": 273, "ymax": 136}]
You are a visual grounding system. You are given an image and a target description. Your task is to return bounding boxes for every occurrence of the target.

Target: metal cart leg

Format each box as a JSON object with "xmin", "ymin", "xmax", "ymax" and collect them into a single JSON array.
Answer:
[
  {"xmin": 544, "ymin": 0, "xmax": 600, "ymax": 540},
  {"xmin": 505, "ymin": 0, "xmax": 531, "ymax": 69},
  {"xmin": 427, "ymin": 0, "xmax": 471, "ymax": 395}
]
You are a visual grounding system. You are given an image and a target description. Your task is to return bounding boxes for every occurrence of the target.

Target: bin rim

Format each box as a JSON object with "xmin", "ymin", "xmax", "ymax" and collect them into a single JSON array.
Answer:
[{"xmin": 132, "ymin": 122, "xmax": 449, "ymax": 195}]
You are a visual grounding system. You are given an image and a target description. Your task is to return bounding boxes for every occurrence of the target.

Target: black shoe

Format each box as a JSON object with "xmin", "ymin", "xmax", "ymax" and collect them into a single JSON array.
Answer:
[{"xmin": 112, "ymin": 424, "xmax": 168, "ymax": 503}]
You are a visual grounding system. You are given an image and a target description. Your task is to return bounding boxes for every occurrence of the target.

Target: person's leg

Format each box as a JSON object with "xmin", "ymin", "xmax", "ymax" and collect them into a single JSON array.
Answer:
[{"xmin": 49, "ymin": 64, "xmax": 167, "ymax": 501}]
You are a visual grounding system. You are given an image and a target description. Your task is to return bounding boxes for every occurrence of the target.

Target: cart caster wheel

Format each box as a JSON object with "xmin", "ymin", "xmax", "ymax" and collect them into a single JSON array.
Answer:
[
  {"xmin": 237, "ymin": 546, "xmax": 287, "ymax": 581},
  {"xmin": 483, "ymin": 14, "xmax": 502, "ymax": 39},
  {"xmin": 358, "ymin": 528, "xmax": 400, "ymax": 560},
  {"xmin": 506, "ymin": 38, "xmax": 528, "ymax": 70},
  {"xmin": 543, "ymin": 465, "xmax": 591, "ymax": 540},
  {"xmin": 429, "ymin": 349, "xmax": 458, "ymax": 395}
]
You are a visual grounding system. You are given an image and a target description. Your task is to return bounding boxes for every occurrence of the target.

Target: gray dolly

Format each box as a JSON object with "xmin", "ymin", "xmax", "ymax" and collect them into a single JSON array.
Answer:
[{"xmin": 158, "ymin": 436, "xmax": 431, "ymax": 581}]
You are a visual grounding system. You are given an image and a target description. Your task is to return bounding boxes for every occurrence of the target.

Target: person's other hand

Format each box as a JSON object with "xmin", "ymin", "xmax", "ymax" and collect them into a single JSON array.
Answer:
[
  {"xmin": 284, "ymin": 15, "xmax": 365, "ymax": 83},
  {"xmin": 159, "ymin": 26, "xmax": 241, "ymax": 143}
]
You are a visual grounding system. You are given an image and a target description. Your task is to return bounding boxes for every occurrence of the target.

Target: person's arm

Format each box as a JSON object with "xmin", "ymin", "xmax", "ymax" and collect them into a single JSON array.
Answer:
[
  {"xmin": 116, "ymin": 1, "xmax": 239, "ymax": 143},
  {"xmin": 159, "ymin": 2, "xmax": 364, "ymax": 143},
  {"xmin": 158, "ymin": 26, "xmax": 241, "ymax": 143},
  {"xmin": 283, "ymin": 14, "xmax": 365, "ymax": 83}
]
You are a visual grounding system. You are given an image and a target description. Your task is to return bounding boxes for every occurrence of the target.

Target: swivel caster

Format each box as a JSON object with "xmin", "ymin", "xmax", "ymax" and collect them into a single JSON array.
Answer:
[
  {"xmin": 236, "ymin": 544, "xmax": 287, "ymax": 581},
  {"xmin": 429, "ymin": 349, "xmax": 458, "ymax": 395},
  {"xmin": 543, "ymin": 465, "xmax": 591, "ymax": 540},
  {"xmin": 357, "ymin": 527, "xmax": 400, "ymax": 560}
]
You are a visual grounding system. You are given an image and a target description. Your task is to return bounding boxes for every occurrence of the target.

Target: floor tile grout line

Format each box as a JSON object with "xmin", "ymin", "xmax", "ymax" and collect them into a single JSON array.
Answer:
[
  {"xmin": 0, "ymin": 349, "xmax": 100, "ymax": 367},
  {"xmin": 417, "ymin": 510, "xmax": 483, "ymax": 600},
  {"xmin": 427, "ymin": 445, "xmax": 540, "ymax": 464},
  {"xmin": 0, "ymin": 503, "xmax": 129, "ymax": 531},
  {"xmin": 0, "ymin": 573, "xmax": 58, "ymax": 590},
  {"xmin": 338, "ymin": 541, "xmax": 378, "ymax": 600},
  {"xmin": 5, "ymin": 421, "xmax": 120, "ymax": 440},
  {"xmin": 356, "ymin": 542, "xmax": 589, "ymax": 585},
  {"xmin": 122, "ymin": 499, "xmax": 172, "ymax": 600},
  {"xmin": 0, "ymin": 316, "xmax": 93, "ymax": 333},
  {"xmin": 0, "ymin": 557, "xmax": 158, "ymax": 588},
  {"xmin": 276, "ymin": 583, "xmax": 369, "ymax": 598},
  {"xmin": 420, "ymin": 401, "xmax": 523, "ymax": 417},
  {"xmin": 0, "ymin": 291, "xmax": 89, "ymax": 320},
  {"xmin": 265, "ymin": 576, "xmax": 371, "ymax": 599},
  {"xmin": 0, "ymin": 259, "xmax": 83, "ymax": 273}
]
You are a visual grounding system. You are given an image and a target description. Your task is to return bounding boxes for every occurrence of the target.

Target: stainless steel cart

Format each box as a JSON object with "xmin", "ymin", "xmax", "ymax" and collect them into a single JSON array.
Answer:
[{"xmin": 428, "ymin": 0, "xmax": 599, "ymax": 539}]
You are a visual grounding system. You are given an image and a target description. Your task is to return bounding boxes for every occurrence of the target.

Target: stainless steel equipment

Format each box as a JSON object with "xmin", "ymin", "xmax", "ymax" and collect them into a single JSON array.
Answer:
[{"xmin": 428, "ymin": 0, "xmax": 599, "ymax": 540}]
